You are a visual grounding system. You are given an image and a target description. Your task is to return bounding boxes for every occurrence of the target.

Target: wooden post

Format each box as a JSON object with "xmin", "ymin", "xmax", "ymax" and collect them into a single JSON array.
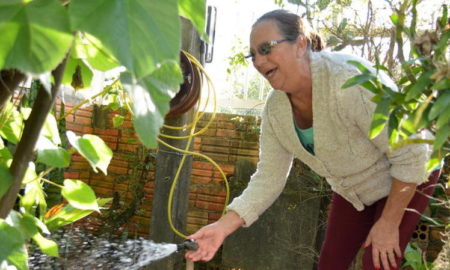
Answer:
[{"xmin": 149, "ymin": 18, "xmax": 202, "ymax": 270}]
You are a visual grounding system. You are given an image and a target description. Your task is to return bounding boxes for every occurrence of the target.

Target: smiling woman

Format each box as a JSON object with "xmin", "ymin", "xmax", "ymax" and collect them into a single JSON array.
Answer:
[{"xmin": 185, "ymin": 9, "xmax": 439, "ymax": 270}]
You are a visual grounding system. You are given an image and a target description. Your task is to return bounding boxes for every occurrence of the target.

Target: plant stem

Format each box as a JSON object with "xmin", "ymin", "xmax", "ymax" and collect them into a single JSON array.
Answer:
[
  {"xmin": 41, "ymin": 178, "xmax": 64, "ymax": 189},
  {"xmin": 0, "ymin": 59, "xmax": 68, "ymax": 219}
]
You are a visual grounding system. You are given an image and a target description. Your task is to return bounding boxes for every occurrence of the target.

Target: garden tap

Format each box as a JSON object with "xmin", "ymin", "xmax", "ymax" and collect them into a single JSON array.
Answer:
[{"xmin": 177, "ymin": 239, "xmax": 199, "ymax": 251}]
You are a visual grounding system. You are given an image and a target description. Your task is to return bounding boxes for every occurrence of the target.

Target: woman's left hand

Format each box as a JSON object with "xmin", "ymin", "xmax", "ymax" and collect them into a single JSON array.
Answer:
[{"xmin": 364, "ymin": 217, "xmax": 402, "ymax": 270}]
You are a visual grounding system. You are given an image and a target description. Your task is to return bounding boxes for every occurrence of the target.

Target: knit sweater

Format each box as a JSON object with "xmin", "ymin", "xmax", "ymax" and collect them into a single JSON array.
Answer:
[{"xmin": 227, "ymin": 50, "xmax": 434, "ymax": 227}]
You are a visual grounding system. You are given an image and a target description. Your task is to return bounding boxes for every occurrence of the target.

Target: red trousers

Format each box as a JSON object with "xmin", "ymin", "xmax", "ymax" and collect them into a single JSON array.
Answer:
[{"xmin": 318, "ymin": 170, "xmax": 441, "ymax": 270}]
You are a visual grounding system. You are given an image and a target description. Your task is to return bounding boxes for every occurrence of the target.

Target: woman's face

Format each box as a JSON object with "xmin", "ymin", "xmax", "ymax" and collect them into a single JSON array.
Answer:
[{"xmin": 249, "ymin": 20, "xmax": 306, "ymax": 92}]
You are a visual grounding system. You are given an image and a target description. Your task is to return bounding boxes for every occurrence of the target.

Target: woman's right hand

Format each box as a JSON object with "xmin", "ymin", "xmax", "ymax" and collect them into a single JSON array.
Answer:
[{"xmin": 185, "ymin": 211, "xmax": 244, "ymax": 262}]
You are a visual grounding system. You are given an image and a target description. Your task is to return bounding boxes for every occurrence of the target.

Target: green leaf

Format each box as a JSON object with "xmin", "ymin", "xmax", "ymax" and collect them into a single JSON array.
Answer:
[
  {"xmin": 346, "ymin": 60, "xmax": 371, "ymax": 74},
  {"xmin": 436, "ymin": 106, "xmax": 450, "ymax": 129},
  {"xmin": 0, "ymin": 108, "xmax": 24, "ymax": 144},
  {"xmin": 439, "ymin": 4, "xmax": 448, "ymax": 29},
  {"xmin": 390, "ymin": 14, "xmax": 399, "ymax": 25},
  {"xmin": 368, "ymin": 97, "xmax": 391, "ymax": 139},
  {"xmin": 62, "ymin": 54, "xmax": 94, "ymax": 90},
  {"xmin": 61, "ymin": 179, "xmax": 99, "ymax": 211},
  {"xmin": 32, "ymin": 233, "xmax": 59, "ymax": 257},
  {"xmin": 69, "ymin": 0, "xmax": 181, "ymax": 79},
  {"xmin": 75, "ymin": 33, "xmax": 120, "ymax": 72},
  {"xmin": 20, "ymin": 178, "xmax": 47, "ymax": 215},
  {"xmin": 112, "ymin": 115, "xmax": 125, "ymax": 128},
  {"xmin": 426, "ymin": 151, "xmax": 442, "ymax": 172},
  {"xmin": 429, "ymin": 92, "xmax": 450, "ymax": 120},
  {"xmin": 121, "ymin": 60, "xmax": 183, "ymax": 148},
  {"xmin": 433, "ymin": 125, "xmax": 450, "ymax": 151},
  {"xmin": 40, "ymin": 113, "xmax": 61, "ymax": 145},
  {"xmin": 7, "ymin": 211, "xmax": 38, "ymax": 239},
  {"xmin": 66, "ymin": 131, "xmax": 112, "ymax": 174},
  {"xmin": 0, "ymin": 219, "xmax": 24, "ymax": 262},
  {"xmin": 37, "ymin": 147, "xmax": 71, "ymax": 168},
  {"xmin": 0, "ymin": 163, "xmax": 13, "ymax": 198},
  {"xmin": 342, "ymin": 73, "xmax": 376, "ymax": 89},
  {"xmin": 0, "ymin": 0, "xmax": 73, "ymax": 74},
  {"xmin": 388, "ymin": 111, "xmax": 400, "ymax": 145},
  {"xmin": 178, "ymin": 0, "xmax": 207, "ymax": 41},
  {"xmin": 6, "ymin": 245, "xmax": 28, "ymax": 270},
  {"xmin": 432, "ymin": 78, "xmax": 450, "ymax": 90},
  {"xmin": 405, "ymin": 71, "xmax": 434, "ymax": 101},
  {"xmin": 36, "ymin": 137, "xmax": 71, "ymax": 168},
  {"xmin": 44, "ymin": 198, "xmax": 111, "ymax": 231}
]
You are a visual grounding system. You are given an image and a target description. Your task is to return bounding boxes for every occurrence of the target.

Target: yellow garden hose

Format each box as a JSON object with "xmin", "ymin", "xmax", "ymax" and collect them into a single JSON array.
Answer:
[{"xmin": 159, "ymin": 50, "xmax": 230, "ymax": 238}]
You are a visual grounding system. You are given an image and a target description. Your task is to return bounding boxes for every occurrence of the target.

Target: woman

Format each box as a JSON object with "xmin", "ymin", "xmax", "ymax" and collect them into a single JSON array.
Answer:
[{"xmin": 186, "ymin": 10, "xmax": 439, "ymax": 270}]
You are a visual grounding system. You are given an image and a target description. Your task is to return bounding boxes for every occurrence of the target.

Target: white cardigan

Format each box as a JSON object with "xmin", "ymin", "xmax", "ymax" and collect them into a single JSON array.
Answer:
[{"xmin": 227, "ymin": 51, "xmax": 433, "ymax": 227}]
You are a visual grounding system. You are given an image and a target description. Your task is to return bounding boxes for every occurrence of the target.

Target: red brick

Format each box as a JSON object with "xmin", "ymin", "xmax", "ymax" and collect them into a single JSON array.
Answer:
[
  {"xmin": 208, "ymin": 212, "xmax": 222, "ymax": 222},
  {"xmin": 216, "ymin": 129, "xmax": 239, "ymax": 138},
  {"xmin": 71, "ymin": 161, "xmax": 91, "ymax": 170},
  {"xmin": 187, "ymin": 216, "xmax": 208, "ymax": 225},
  {"xmin": 192, "ymin": 161, "xmax": 214, "ymax": 170},
  {"xmin": 75, "ymin": 116, "xmax": 92, "ymax": 126},
  {"xmin": 66, "ymin": 123, "xmax": 83, "ymax": 133},
  {"xmin": 108, "ymin": 166, "xmax": 128, "ymax": 175},
  {"xmin": 197, "ymin": 194, "xmax": 225, "ymax": 204},
  {"xmin": 104, "ymin": 129, "xmax": 119, "ymax": 136},
  {"xmin": 65, "ymin": 114, "xmax": 74, "ymax": 123},
  {"xmin": 64, "ymin": 171, "xmax": 80, "ymax": 179},
  {"xmin": 191, "ymin": 169, "xmax": 213, "ymax": 177},
  {"xmin": 201, "ymin": 145, "xmax": 230, "ymax": 154},
  {"xmin": 74, "ymin": 109, "xmax": 92, "ymax": 117},
  {"xmin": 191, "ymin": 176, "xmax": 212, "ymax": 184},
  {"xmin": 195, "ymin": 201, "xmax": 224, "ymax": 212},
  {"xmin": 82, "ymin": 126, "xmax": 94, "ymax": 134},
  {"xmin": 109, "ymin": 159, "xmax": 129, "ymax": 168},
  {"xmin": 118, "ymin": 143, "xmax": 138, "ymax": 152}
]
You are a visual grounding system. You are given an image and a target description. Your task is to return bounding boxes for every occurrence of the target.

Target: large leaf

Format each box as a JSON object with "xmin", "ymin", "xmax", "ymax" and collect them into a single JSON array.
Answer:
[
  {"xmin": 69, "ymin": 0, "xmax": 181, "ymax": 79},
  {"xmin": 61, "ymin": 179, "xmax": 99, "ymax": 212},
  {"xmin": 428, "ymin": 92, "xmax": 450, "ymax": 121},
  {"xmin": 62, "ymin": 54, "xmax": 94, "ymax": 90},
  {"xmin": 7, "ymin": 211, "xmax": 38, "ymax": 240},
  {"xmin": 0, "ymin": 219, "xmax": 24, "ymax": 262},
  {"xmin": 6, "ymin": 245, "xmax": 28, "ymax": 270},
  {"xmin": 36, "ymin": 137, "xmax": 71, "ymax": 168},
  {"xmin": 0, "ymin": 0, "xmax": 72, "ymax": 74},
  {"xmin": 20, "ymin": 178, "xmax": 47, "ymax": 215},
  {"xmin": 342, "ymin": 73, "xmax": 376, "ymax": 89},
  {"xmin": 405, "ymin": 70, "xmax": 434, "ymax": 101},
  {"xmin": 121, "ymin": 60, "xmax": 183, "ymax": 148},
  {"xmin": 434, "ymin": 125, "xmax": 450, "ymax": 151},
  {"xmin": 178, "ymin": 0, "xmax": 207, "ymax": 41},
  {"xmin": 368, "ymin": 97, "xmax": 391, "ymax": 139},
  {"xmin": 39, "ymin": 113, "xmax": 61, "ymax": 145},
  {"xmin": 73, "ymin": 33, "xmax": 120, "ymax": 72},
  {"xmin": 0, "ymin": 108, "xmax": 24, "ymax": 144},
  {"xmin": 32, "ymin": 233, "xmax": 58, "ymax": 257},
  {"xmin": 44, "ymin": 198, "xmax": 111, "ymax": 231},
  {"xmin": 66, "ymin": 131, "xmax": 112, "ymax": 174}
]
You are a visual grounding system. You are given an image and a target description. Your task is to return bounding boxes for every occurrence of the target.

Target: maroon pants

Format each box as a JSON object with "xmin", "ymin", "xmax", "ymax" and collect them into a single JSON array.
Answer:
[{"xmin": 318, "ymin": 170, "xmax": 441, "ymax": 270}]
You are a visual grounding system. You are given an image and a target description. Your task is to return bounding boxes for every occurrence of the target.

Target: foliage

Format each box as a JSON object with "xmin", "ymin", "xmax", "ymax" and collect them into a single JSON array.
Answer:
[
  {"xmin": 342, "ymin": 3, "xmax": 449, "ymax": 171},
  {"xmin": 402, "ymin": 242, "xmax": 435, "ymax": 270},
  {"xmin": 0, "ymin": 0, "xmax": 206, "ymax": 269}
]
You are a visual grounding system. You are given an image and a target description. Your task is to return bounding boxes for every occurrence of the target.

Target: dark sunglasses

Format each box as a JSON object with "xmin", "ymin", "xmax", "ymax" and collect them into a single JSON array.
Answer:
[{"xmin": 245, "ymin": 38, "xmax": 293, "ymax": 62}]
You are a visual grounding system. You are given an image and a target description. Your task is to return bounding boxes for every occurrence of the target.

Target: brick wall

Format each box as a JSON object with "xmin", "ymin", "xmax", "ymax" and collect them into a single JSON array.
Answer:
[{"xmin": 57, "ymin": 101, "xmax": 260, "ymax": 237}]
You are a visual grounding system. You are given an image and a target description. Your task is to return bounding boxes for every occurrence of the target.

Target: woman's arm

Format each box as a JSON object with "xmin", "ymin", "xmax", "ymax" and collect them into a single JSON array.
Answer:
[{"xmin": 364, "ymin": 178, "xmax": 417, "ymax": 270}]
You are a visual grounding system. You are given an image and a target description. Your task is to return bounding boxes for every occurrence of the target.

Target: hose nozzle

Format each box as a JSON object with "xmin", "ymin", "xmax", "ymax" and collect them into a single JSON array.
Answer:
[{"xmin": 177, "ymin": 239, "xmax": 199, "ymax": 251}]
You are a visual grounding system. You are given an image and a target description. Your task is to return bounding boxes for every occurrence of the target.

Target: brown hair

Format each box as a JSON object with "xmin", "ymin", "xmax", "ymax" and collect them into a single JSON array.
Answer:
[{"xmin": 253, "ymin": 9, "xmax": 325, "ymax": 52}]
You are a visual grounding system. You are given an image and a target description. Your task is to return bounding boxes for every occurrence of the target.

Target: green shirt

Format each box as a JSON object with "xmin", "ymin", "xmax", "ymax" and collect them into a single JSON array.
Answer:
[{"xmin": 294, "ymin": 123, "xmax": 314, "ymax": 155}]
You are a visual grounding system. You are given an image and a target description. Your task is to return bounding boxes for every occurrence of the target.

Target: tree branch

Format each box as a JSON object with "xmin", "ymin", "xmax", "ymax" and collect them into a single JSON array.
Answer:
[{"xmin": 0, "ymin": 59, "xmax": 67, "ymax": 218}]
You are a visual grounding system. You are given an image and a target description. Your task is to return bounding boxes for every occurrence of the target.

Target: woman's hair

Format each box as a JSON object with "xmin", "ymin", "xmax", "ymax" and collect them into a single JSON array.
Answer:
[{"xmin": 253, "ymin": 9, "xmax": 325, "ymax": 52}]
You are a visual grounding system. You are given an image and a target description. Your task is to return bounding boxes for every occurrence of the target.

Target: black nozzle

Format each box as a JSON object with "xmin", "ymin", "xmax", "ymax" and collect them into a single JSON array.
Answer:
[{"xmin": 177, "ymin": 239, "xmax": 199, "ymax": 251}]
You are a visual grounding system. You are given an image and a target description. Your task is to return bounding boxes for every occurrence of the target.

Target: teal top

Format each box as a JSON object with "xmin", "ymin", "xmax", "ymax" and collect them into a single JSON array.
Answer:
[{"xmin": 294, "ymin": 123, "xmax": 314, "ymax": 155}]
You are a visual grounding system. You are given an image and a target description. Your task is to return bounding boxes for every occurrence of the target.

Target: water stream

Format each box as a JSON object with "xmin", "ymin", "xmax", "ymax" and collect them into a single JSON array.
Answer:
[{"xmin": 29, "ymin": 228, "xmax": 179, "ymax": 269}]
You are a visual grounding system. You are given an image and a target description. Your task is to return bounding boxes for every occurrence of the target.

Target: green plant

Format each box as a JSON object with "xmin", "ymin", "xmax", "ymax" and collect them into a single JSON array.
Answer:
[
  {"xmin": 342, "ymin": 3, "xmax": 449, "ymax": 171},
  {"xmin": 0, "ymin": 0, "xmax": 206, "ymax": 268},
  {"xmin": 403, "ymin": 242, "xmax": 435, "ymax": 270}
]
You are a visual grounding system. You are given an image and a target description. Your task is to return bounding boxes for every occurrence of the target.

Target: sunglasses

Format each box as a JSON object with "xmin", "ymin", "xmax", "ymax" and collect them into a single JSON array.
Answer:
[{"xmin": 245, "ymin": 38, "xmax": 293, "ymax": 62}]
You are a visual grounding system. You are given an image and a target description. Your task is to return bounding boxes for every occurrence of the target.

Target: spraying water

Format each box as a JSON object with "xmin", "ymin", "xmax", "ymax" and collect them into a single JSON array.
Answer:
[{"xmin": 28, "ymin": 227, "xmax": 193, "ymax": 269}]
